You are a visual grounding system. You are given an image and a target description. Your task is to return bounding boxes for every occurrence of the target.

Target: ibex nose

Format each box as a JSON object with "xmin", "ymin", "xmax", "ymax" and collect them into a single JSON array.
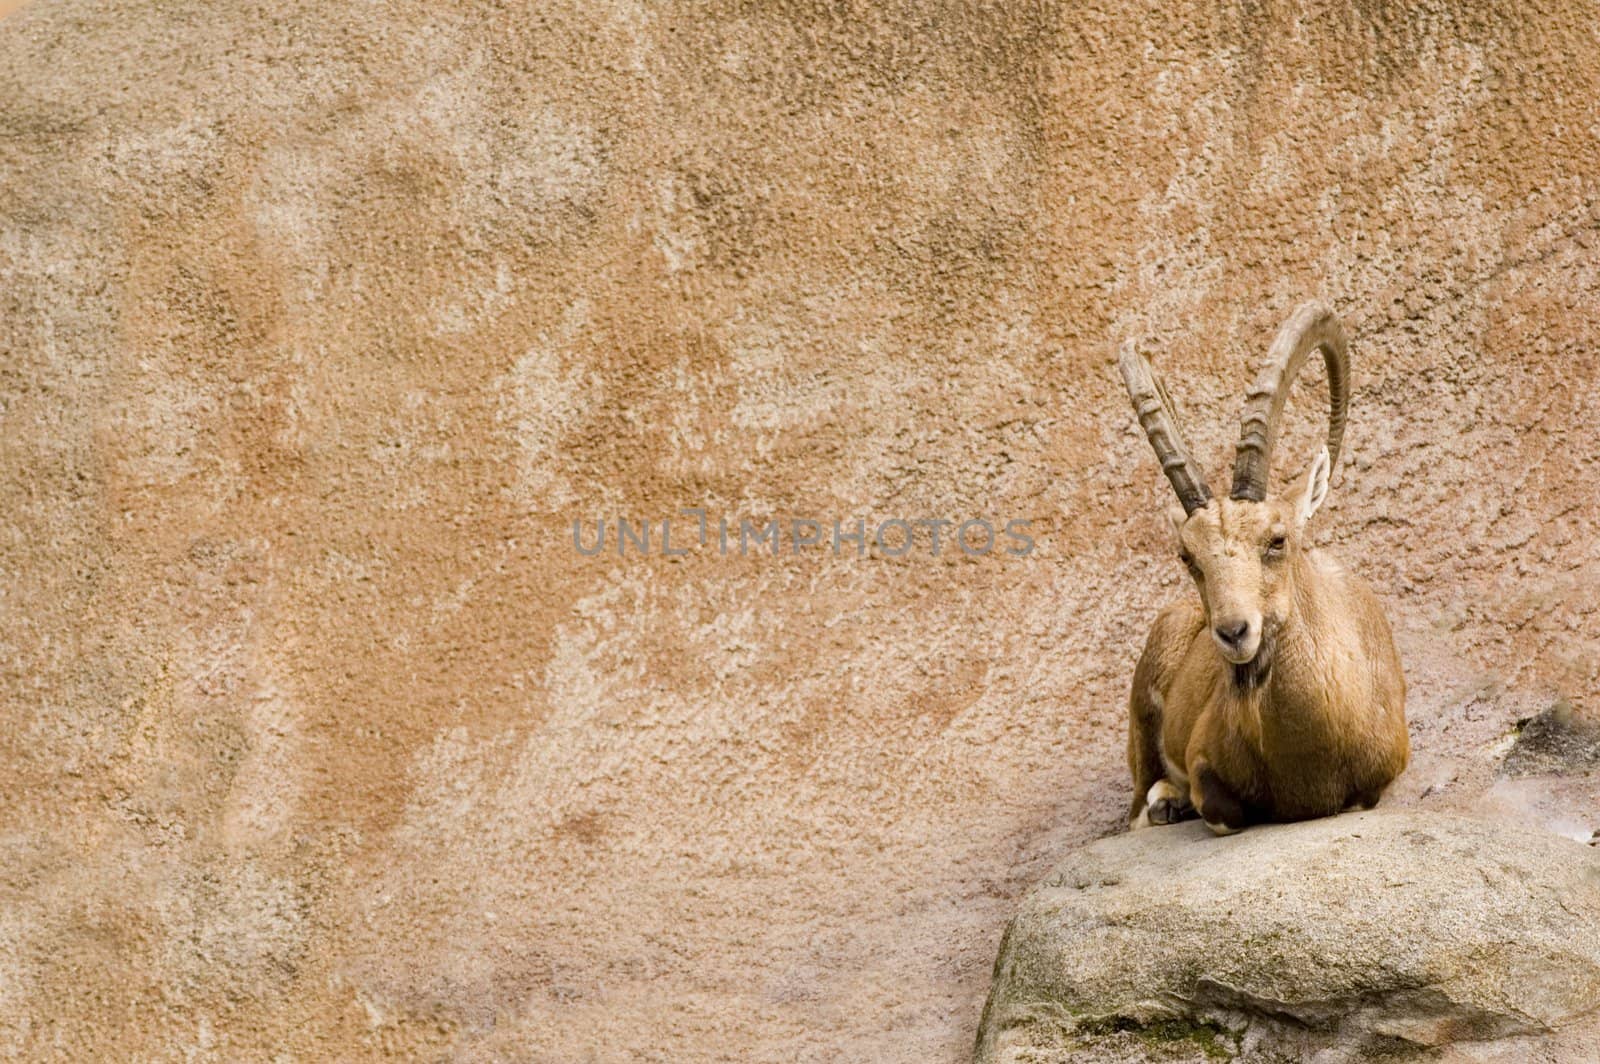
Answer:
[{"xmin": 1214, "ymin": 620, "xmax": 1249, "ymax": 649}]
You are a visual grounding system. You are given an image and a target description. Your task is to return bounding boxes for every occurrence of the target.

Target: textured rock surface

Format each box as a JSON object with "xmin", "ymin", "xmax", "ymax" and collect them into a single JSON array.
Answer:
[
  {"xmin": 1503, "ymin": 701, "xmax": 1600, "ymax": 778},
  {"xmin": 4, "ymin": 0, "xmax": 1600, "ymax": 1060},
  {"xmin": 975, "ymin": 812, "xmax": 1600, "ymax": 1062}
]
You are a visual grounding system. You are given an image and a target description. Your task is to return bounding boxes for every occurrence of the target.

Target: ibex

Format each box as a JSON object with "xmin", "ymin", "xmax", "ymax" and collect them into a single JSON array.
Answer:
[{"xmin": 1118, "ymin": 303, "xmax": 1407, "ymax": 835}]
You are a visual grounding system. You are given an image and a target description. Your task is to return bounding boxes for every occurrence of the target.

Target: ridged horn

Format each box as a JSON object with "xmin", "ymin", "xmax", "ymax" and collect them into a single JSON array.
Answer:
[
  {"xmin": 1118, "ymin": 341, "xmax": 1213, "ymax": 515},
  {"xmin": 1230, "ymin": 302, "xmax": 1349, "ymax": 502}
]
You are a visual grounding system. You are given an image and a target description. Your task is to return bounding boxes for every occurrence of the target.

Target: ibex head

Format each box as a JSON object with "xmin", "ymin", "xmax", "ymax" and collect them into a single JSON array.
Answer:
[{"xmin": 1119, "ymin": 303, "xmax": 1350, "ymax": 678}]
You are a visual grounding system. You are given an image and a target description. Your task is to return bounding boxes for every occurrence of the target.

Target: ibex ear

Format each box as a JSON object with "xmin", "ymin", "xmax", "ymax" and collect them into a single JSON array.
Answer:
[
  {"xmin": 1297, "ymin": 446, "xmax": 1331, "ymax": 525},
  {"xmin": 1167, "ymin": 502, "xmax": 1188, "ymax": 539}
]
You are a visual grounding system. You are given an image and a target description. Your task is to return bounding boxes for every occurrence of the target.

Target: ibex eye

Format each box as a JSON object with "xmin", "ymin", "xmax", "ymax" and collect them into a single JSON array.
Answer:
[{"xmin": 1267, "ymin": 535, "xmax": 1287, "ymax": 554}]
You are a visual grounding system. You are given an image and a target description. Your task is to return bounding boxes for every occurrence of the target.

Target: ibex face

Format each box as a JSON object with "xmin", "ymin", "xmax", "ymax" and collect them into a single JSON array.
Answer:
[
  {"xmin": 1172, "ymin": 448, "xmax": 1329, "ymax": 669},
  {"xmin": 1121, "ymin": 303, "xmax": 1350, "ymax": 670}
]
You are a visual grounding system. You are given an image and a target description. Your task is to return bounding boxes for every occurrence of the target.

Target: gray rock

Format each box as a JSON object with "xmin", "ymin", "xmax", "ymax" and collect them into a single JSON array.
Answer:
[
  {"xmin": 1503, "ymin": 700, "xmax": 1600, "ymax": 778},
  {"xmin": 976, "ymin": 812, "xmax": 1600, "ymax": 1063}
]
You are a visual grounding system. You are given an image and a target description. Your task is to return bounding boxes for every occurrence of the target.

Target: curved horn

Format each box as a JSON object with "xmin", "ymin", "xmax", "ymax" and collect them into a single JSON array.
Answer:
[
  {"xmin": 1118, "ymin": 341, "xmax": 1213, "ymax": 515},
  {"xmin": 1230, "ymin": 302, "xmax": 1349, "ymax": 502}
]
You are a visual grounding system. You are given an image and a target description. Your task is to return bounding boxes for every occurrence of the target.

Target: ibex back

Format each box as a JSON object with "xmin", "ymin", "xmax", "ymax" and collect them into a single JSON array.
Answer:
[{"xmin": 1118, "ymin": 303, "xmax": 1407, "ymax": 835}]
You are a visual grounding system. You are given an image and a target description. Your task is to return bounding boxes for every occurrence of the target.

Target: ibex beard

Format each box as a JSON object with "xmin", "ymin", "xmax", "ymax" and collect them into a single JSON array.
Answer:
[{"xmin": 1119, "ymin": 303, "xmax": 1408, "ymax": 836}]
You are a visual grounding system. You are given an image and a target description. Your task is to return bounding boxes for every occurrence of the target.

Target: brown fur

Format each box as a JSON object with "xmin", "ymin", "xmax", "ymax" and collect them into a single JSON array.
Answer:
[{"xmin": 1126, "ymin": 471, "xmax": 1408, "ymax": 833}]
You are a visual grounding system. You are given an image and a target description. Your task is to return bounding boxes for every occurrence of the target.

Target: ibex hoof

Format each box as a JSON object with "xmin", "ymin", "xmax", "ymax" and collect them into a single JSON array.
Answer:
[
  {"xmin": 1194, "ymin": 761, "xmax": 1250, "ymax": 836},
  {"xmin": 1146, "ymin": 780, "xmax": 1191, "ymax": 825}
]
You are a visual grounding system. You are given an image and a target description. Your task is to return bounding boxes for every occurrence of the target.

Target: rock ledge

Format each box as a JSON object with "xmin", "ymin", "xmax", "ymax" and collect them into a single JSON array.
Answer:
[{"xmin": 976, "ymin": 812, "xmax": 1600, "ymax": 1062}]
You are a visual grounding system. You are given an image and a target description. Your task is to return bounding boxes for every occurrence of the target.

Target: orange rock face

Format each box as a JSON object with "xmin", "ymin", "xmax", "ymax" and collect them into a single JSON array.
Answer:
[{"xmin": 1, "ymin": 2, "xmax": 1597, "ymax": 1059}]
